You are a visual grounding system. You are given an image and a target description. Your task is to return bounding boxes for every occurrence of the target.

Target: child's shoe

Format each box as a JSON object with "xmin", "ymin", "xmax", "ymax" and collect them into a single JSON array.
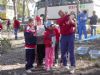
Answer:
[
  {"xmin": 26, "ymin": 69, "xmax": 32, "ymax": 73},
  {"xmin": 70, "ymin": 66, "xmax": 76, "ymax": 74}
]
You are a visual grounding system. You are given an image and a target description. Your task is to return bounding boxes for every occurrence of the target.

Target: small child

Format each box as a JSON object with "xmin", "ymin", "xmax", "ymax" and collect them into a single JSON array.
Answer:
[
  {"xmin": 24, "ymin": 18, "xmax": 36, "ymax": 73},
  {"xmin": 44, "ymin": 21, "xmax": 59, "ymax": 71},
  {"xmin": 35, "ymin": 16, "xmax": 45, "ymax": 67}
]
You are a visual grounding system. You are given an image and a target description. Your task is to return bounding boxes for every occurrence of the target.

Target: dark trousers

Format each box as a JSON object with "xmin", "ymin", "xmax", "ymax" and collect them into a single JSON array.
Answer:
[
  {"xmin": 91, "ymin": 26, "xmax": 96, "ymax": 36},
  {"xmin": 55, "ymin": 42, "xmax": 59, "ymax": 63},
  {"xmin": 60, "ymin": 34, "xmax": 75, "ymax": 66},
  {"xmin": 37, "ymin": 44, "xmax": 45, "ymax": 66},
  {"xmin": 25, "ymin": 49, "xmax": 35, "ymax": 70}
]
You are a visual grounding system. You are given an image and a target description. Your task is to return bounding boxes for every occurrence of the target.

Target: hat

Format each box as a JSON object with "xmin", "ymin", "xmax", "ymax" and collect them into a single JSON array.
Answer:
[
  {"xmin": 35, "ymin": 16, "xmax": 42, "ymax": 22},
  {"xmin": 45, "ymin": 21, "xmax": 54, "ymax": 28}
]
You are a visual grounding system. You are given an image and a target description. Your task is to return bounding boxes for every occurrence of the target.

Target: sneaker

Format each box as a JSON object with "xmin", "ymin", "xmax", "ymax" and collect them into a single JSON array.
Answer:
[
  {"xmin": 33, "ymin": 63, "xmax": 37, "ymax": 67},
  {"xmin": 65, "ymin": 66, "xmax": 70, "ymax": 70},
  {"xmin": 30, "ymin": 67, "xmax": 35, "ymax": 70},
  {"xmin": 55, "ymin": 64, "xmax": 59, "ymax": 68},
  {"xmin": 70, "ymin": 66, "xmax": 75, "ymax": 74},
  {"xmin": 26, "ymin": 69, "xmax": 32, "ymax": 73},
  {"xmin": 46, "ymin": 67, "xmax": 51, "ymax": 71}
]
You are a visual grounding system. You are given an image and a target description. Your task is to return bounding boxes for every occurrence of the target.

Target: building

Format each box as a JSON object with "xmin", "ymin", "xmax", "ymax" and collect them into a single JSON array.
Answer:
[{"xmin": 0, "ymin": 0, "xmax": 14, "ymax": 20}]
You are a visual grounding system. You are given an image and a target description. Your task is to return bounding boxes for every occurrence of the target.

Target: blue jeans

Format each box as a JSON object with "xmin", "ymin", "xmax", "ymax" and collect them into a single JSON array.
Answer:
[
  {"xmin": 78, "ymin": 25, "xmax": 87, "ymax": 40},
  {"xmin": 14, "ymin": 28, "xmax": 18, "ymax": 39},
  {"xmin": 60, "ymin": 34, "xmax": 75, "ymax": 66},
  {"xmin": 91, "ymin": 26, "xmax": 96, "ymax": 36}
]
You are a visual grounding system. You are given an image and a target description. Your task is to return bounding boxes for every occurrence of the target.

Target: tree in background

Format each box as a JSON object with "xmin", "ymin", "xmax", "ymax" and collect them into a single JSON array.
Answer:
[{"xmin": 12, "ymin": 0, "xmax": 17, "ymax": 17}]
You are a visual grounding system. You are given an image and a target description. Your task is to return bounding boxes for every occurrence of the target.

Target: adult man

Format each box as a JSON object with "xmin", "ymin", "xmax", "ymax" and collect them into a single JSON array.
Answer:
[
  {"xmin": 13, "ymin": 17, "xmax": 20, "ymax": 40},
  {"xmin": 57, "ymin": 10, "xmax": 76, "ymax": 74},
  {"xmin": 77, "ymin": 10, "xmax": 88, "ymax": 40},
  {"xmin": 90, "ymin": 11, "xmax": 98, "ymax": 36}
]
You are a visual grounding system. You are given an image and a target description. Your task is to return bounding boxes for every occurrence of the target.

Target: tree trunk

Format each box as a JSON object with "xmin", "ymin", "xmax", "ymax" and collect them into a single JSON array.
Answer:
[
  {"xmin": 26, "ymin": 0, "xmax": 31, "ymax": 17},
  {"xmin": 22, "ymin": 0, "xmax": 26, "ymax": 23},
  {"xmin": 12, "ymin": 0, "xmax": 17, "ymax": 17}
]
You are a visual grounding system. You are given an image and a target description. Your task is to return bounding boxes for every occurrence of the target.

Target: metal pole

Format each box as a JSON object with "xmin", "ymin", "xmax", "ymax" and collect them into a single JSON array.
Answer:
[
  {"xmin": 76, "ymin": 0, "xmax": 80, "ymax": 18},
  {"xmin": 44, "ymin": 0, "xmax": 48, "ymax": 22}
]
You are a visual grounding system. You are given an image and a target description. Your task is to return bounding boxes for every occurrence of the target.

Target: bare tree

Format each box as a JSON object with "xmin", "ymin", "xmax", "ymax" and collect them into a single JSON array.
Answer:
[
  {"xmin": 12, "ymin": 0, "xmax": 17, "ymax": 17},
  {"xmin": 22, "ymin": 0, "xmax": 26, "ymax": 23}
]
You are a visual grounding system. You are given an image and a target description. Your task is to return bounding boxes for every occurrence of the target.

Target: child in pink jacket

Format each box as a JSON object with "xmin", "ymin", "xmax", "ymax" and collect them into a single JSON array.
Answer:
[{"xmin": 44, "ymin": 21, "xmax": 59, "ymax": 71}]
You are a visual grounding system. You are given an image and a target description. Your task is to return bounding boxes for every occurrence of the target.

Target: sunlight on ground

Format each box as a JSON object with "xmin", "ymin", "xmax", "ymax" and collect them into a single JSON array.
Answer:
[{"xmin": 0, "ymin": 63, "xmax": 25, "ymax": 71}]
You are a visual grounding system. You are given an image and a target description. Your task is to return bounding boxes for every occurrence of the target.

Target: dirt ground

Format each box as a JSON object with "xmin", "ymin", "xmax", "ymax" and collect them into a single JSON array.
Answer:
[{"xmin": 0, "ymin": 32, "xmax": 100, "ymax": 75}]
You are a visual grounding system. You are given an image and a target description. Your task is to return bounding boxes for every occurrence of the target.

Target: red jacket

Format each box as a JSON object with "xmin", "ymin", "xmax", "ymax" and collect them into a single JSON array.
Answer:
[
  {"xmin": 57, "ymin": 15, "xmax": 76, "ymax": 35},
  {"xmin": 0, "ymin": 23, "xmax": 3, "ymax": 30},
  {"xmin": 44, "ymin": 28, "xmax": 60, "ymax": 47},
  {"xmin": 13, "ymin": 20, "xmax": 20, "ymax": 29},
  {"xmin": 54, "ymin": 28, "xmax": 60, "ymax": 43}
]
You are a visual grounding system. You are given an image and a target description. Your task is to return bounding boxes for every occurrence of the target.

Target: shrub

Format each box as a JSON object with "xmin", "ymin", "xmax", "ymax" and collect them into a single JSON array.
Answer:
[{"xmin": 0, "ymin": 38, "xmax": 11, "ymax": 54}]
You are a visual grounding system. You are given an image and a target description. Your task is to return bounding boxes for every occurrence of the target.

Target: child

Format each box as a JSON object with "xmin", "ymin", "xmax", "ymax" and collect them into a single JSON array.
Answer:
[
  {"xmin": 44, "ymin": 21, "xmax": 59, "ymax": 71},
  {"xmin": 35, "ymin": 16, "xmax": 45, "ymax": 67},
  {"xmin": 6, "ymin": 19, "xmax": 11, "ymax": 31},
  {"xmin": 24, "ymin": 18, "xmax": 36, "ymax": 73}
]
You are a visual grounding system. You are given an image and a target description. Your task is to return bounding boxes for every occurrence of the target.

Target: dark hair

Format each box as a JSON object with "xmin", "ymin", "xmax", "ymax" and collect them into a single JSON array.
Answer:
[
  {"xmin": 93, "ymin": 11, "xmax": 96, "ymax": 13},
  {"xmin": 13, "ymin": 17, "xmax": 16, "ymax": 20},
  {"xmin": 83, "ymin": 10, "xmax": 87, "ymax": 14},
  {"xmin": 28, "ymin": 18, "xmax": 33, "ymax": 23}
]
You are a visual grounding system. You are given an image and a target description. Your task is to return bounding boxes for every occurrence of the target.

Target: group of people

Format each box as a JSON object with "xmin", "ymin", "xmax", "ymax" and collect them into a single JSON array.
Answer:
[
  {"xmin": 24, "ymin": 10, "xmax": 76, "ymax": 74},
  {"xmin": 77, "ymin": 10, "xmax": 98, "ymax": 41},
  {"xmin": 0, "ymin": 17, "xmax": 20, "ymax": 40},
  {"xmin": 0, "ymin": 9, "xmax": 98, "ymax": 74},
  {"xmin": 24, "ymin": 9, "xmax": 98, "ymax": 74}
]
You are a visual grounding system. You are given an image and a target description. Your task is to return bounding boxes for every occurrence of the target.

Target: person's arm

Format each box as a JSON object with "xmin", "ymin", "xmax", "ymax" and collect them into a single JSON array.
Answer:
[
  {"xmin": 44, "ymin": 31, "xmax": 52, "ymax": 47},
  {"xmin": 56, "ymin": 18, "xmax": 63, "ymax": 26},
  {"xmin": 55, "ymin": 28, "xmax": 60, "ymax": 43},
  {"xmin": 82, "ymin": 14, "xmax": 88, "ymax": 21},
  {"xmin": 69, "ymin": 16, "xmax": 76, "ymax": 27},
  {"xmin": 56, "ymin": 15, "xmax": 69, "ymax": 26},
  {"xmin": 96, "ymin": 15, "xmax": 98, "ymax": 24}
]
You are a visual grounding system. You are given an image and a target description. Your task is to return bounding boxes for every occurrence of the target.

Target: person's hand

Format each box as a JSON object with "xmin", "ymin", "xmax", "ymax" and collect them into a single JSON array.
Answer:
[{"xmin": 69, "ymin": 16, "xmax": 75, "ymax": 24}]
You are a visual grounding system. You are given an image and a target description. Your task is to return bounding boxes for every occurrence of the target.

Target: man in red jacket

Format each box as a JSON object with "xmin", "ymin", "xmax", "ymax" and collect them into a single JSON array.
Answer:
[
  {"xmin": 57, "ymin": 10, "xmax": 76, "ymax": 74},
  {"xmin": 13, "ymin": 17, "xmax": 20, "ymax": 40}
]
